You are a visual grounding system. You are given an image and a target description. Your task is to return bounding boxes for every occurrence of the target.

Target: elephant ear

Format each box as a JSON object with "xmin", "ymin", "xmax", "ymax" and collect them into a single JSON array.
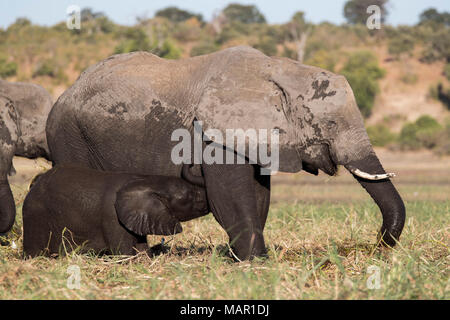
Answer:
[
  {"xmin": 115, "ymin": 180, "xmax": 182, "ymax": 236},
  {"xmin": 194, "ymin": 47, "xmax": 301, "ymax": 173}
]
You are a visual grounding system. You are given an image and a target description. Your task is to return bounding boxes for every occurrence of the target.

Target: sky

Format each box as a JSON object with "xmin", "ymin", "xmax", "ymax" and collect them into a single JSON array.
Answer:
[{"xmin": 0, "ymin": 0, "xmax": 449, "ymax": 29}]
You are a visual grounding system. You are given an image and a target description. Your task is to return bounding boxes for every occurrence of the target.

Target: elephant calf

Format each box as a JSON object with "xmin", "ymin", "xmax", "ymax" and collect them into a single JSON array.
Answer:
[{"xmin": 22, "ymin": 165, "xmax": 208, "ymax": 257}]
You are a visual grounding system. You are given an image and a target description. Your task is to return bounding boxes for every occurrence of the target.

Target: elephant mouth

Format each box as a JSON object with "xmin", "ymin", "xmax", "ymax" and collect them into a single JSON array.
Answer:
[{"xmin": 300, "ymin": 143, "xmax": 338, "ymax": 177}]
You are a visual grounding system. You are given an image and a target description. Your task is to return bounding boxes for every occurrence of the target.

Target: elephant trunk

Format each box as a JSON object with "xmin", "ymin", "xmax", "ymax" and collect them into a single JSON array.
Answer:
[
  {"xmin": 0, "ymin": 178, "xmax": 15, "ymax": 234},
  {"xmin": 344, "ymin": 152, "xmax": 405, "ymax": 246}
]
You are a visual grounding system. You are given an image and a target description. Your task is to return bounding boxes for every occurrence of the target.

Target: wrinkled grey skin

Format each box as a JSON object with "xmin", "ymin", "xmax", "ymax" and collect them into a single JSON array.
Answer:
[
  {"xmin": 0, "ymin": 80, "xmax": 52, "ymax": 234},
  {"xmin": 46, "ymin": 46, "xmax": 405, "ymax": 260},
  {"xmin": 22, "ymin": 165, "xmax": 208, "ymax": 257}
]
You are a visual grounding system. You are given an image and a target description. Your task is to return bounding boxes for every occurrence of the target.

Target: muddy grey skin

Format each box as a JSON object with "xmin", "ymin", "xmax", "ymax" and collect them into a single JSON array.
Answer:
[
  {"xmin": 46, "ymin": 46, "xmax": 405, "ymax": 260},
  {"xmin": 0, "ymin": 80, "xmax": 52, "ymax": 235},
  {"xmin": 22, "ymin": 165, "xmax": 208, "ymax": 257}
]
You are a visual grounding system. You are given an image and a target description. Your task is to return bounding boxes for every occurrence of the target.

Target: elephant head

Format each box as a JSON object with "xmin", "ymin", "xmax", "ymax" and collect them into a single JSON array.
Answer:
[{"xmin": 194, "ymin": 46, "xmax": 405, "ymax": 246}]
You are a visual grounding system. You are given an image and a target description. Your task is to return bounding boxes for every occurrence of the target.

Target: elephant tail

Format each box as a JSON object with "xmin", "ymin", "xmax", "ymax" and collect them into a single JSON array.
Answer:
[{"xmin": 181, "ymin": 164, "xmax": 205, "ymax": 187}]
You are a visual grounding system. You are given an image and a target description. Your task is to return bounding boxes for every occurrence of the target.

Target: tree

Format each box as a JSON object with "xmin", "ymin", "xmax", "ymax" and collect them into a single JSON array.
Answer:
[
  {"xmin": 155, "ymin": 7, "xmax": 203, "ymax": 23},
  {"xmin": 419, "ymin": 8, "xmax": 450, "ymax": 26},
  {"xmin": 80, "ymin": 8, "xmax": 105, "ymax": 22},
  {"xmin": 340, "ymin": 51, "xmax": 385, "ymax": 117},
  {"xmin": 222, "ymin": 4, "xmax": 266, "ymax": 24},
  {"xmin": 287, "ymin": 11, "xmax": 311, "ymax": 62},
  {"xmin": 343, "ymin": 0, "xmax": 388, "ymax": 25}
]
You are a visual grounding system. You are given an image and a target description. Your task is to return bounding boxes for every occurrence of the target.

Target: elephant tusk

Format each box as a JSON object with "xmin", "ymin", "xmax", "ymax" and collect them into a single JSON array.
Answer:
[{"xmin": 345, "ymin": 165, "xmax": 395, "ymax": 180}]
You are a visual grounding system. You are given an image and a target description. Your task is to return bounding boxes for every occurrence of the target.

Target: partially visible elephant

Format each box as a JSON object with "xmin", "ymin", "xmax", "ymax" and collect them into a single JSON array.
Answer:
[
  {"xmin": 22, "ymin": 164, "xmax": 208, "ymax": 257},
  {"xmin": 0, "ymin": 79, "xmax": 52, "ymax": 234},
  {"xmin": 46, "ymin": 46, "xmax": 406, "ymax": 260}
]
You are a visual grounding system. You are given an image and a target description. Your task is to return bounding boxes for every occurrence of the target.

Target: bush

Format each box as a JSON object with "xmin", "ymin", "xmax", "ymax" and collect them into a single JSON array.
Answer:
[
  {"xmin": 420, "ymin": 28, "xmax": 450, "ymax": 63},
  {"xmin": 215, "ymin": 21, "xmax": 248, "ymax": 44},
  {"xmin": 388, "ymin": 35, "xmax": 415, "ymax": 59},
  {"xmin": 340, "ymin": 51, "xmax": 385, "ymax": 117},
  {"xmin": 444, "ymin": 63, "xmax": 450, "ymax": 81},
  {"xmin": 434, "ymin": 119, "xmax": 450, "ymax": 155},
  {"xmin": 281, "ymin": 46, "xmax": 297, "ymax": 60},
  {"xmin": 154, "ymin": 39, "xmax": 182, "ymax": 59},
  {"xmin": 366, "ymin": 124, "xmax": 397, "ymax": 147},
  {"xmin": 252, "ymin": 36, "xmax": 277, "ymax": 56},
  {"xmin": 190, "ymin": 41, "xmax": 219, "ymax": 57},
  {"xmin": 0, "ymin": 57, "xmax": 17, "ymax": 78},
  {"xmin": 399, "ymin": 115, "xmax": 442, "ymax": 150},
  {"xmin": 33, "ymin": 60, "xmax": 56, "ymax": 77},
  {"xmin": 305, "ymin": 50, "xmax": 337, "ymax": 72},
  {"xmin": 114, "ymin": 27, "xmax": 151, "ymax": 53}
]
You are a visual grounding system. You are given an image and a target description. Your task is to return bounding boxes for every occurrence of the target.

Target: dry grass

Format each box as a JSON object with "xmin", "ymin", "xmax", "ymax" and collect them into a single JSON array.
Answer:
[{"xmin": 1, "ymin": 149, "xmax": 449, "ymax": 300}]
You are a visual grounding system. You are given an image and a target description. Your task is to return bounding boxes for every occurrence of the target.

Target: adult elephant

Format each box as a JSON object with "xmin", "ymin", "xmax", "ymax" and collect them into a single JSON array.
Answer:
[
  {"xmin": 46, "ymin": 46, "xmax": 405, "ymax": 260},
  {"xmin": 0, "ymin": 80, "xmax": 52, "ymax": 234}
]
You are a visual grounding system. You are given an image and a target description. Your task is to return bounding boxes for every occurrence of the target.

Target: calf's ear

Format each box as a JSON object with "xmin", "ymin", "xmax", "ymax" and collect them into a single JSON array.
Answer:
[{"xmin": 115, "ymin": 181, "xmax": 182, "ymax": 236}]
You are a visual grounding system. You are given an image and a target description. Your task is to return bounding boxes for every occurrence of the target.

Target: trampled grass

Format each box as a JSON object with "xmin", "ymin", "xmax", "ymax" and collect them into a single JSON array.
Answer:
[{"xmin": 0, "ymin": 151, "xmax": 449, "ymax": 300}]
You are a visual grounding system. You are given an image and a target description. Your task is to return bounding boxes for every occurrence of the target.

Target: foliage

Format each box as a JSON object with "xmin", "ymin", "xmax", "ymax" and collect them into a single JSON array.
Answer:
[
  {"xmin": 80, "ymin": 8, "xmax": 105, "ymax": 22},
  {"xmin": 155, "ymin": 7, "xmax": 203, "ymax": 23},
  {"xmin": 215, "ymin": 21, "xmax": 249, "ymax": 44},
  {"xmin": 399, "ymin": 115, "xmax": 442, "ymax": 150},
  {"xmin": 222, "ymin": 3, "xmax": 266, "ymax": 24},
  {"xmin": 343, "ymin": 0, "xmax": 388, "ymax": 25},
  {"xmin": 434, "ymin": 118, "xmax": 450, "ymax": 155},
  {"xmin": 32, "ymin": 59, "xmax": 56, "ymax": 77},
  {"xmin": 173, "ymin": 18, "xmax": 203, "ymax": 42},
  {"xmin": 281, "ymin": 45, "xmax": 297, "ymax": 60},
  {"xmin": 340, "ymin": 51, "xmax": 386, "ymax": 117},
  {"xmin": 444, "ymin": 63, "xmax": 450, "ymax": 81},
  {"xmin": 154, "ymin": 39, "xmax": 182, "ymax": 59},
  {"xmin": 114, "ymin": 27, "xmax": 151, "ymax": 53},
  {"xmin": 366, "ymin": 124, "xmax": 397, "ymax": 146},
  {"xmin": 190, "ymin": 40, "xmax": 219, "ymax": 57},
  {"xmin": 305, "ymin": 50, "xmax": 337, "ymax": 72},
  {"xmin": 0, "ymin": 57, "xmax": 17, "ymax": 78},
  {"xmin": 420, "ymin": 28, "xmax": 450, "ymax": 63},
  {"xmin": 419, "ymin": 8, "xmax": 450, "ymax": 27},
  {"xmin": 252, "ymin": 36, "xmax": 278, "ymax": 56},
  {"xmin": 388, "ymin": 35, "xmax": 415, "ymax": 59}
]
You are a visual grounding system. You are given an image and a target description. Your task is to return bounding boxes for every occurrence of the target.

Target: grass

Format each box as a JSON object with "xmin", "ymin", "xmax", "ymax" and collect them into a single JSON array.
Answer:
[{"xmin": 0, "ymin": 152, "xmax": 449, "ymax": 300}]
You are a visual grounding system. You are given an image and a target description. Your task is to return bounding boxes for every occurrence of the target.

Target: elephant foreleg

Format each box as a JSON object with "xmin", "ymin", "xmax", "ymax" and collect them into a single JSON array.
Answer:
[
  {"xmin": 0, "ymin": 149, "xmax": 16, "ymax": 236},
  {"xmin": 0, "ymin": 177, "xmax": 15, "ymax": 235},
  {"xmin": 253, "ymin": 165, "xmax": 271, "ymax": 230},
  {"xmin": 202, "ymin": 163, "xmax": 267, "ymax": 261}
]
